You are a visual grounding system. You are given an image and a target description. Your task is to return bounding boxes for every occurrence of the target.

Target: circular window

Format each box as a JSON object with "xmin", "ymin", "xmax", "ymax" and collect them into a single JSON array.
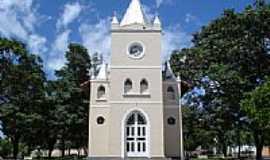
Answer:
[
  {"xmin": 127, "ymin": 42, "xmax": 145, "ymax": 59},
  {"xmin": 97, "ymin": 116, "xmax": 105, "ymax": 125},
  {"xmin": 167, "ymin": 117, "xmax": 176, "ymax": 125}
]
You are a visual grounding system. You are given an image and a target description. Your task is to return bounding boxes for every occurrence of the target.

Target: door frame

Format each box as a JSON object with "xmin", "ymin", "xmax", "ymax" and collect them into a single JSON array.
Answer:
[
  {"xmin": 126, "ymin": 115, "xmax": 147, "ymax": 157},
  {"xmin": 121, "ymin": 108, "xmax": 150, "ymax": 158}
]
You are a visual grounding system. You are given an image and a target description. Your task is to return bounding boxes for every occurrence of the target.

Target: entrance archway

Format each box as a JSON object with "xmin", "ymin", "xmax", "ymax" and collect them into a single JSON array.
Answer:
[{"xmin": 124, "ymin": 111, "xmax": 148, "ymax": 157}]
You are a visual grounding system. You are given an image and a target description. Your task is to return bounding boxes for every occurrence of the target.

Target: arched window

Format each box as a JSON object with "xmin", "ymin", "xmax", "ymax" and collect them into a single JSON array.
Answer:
[
  {"xmin": 167, "ymin": 86, "xmax": 175, "ymax": 100},
  {"xmin": 124, "ymin": 79, "xmax": 132, "ymax": 93},
  {"xmin": 140, "ymin": 79, "xmax": 149, "ymax": 94},
  {"xmin": 97, "ymin": 85, "xmax": 106, "ymax": 99}
]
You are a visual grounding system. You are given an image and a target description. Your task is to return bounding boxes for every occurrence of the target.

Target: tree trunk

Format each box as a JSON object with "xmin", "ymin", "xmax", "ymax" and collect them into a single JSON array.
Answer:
[
  {"xmin": 222, "ymin": 142, "xmax": 227, "ymax": 157},
  {"xmin": 77, "ymin": 148, "xmax": 80, "ymax": 157},
  {"xmin": 27, "ymin": 145, "xmax": 32, "ymax": 156},
  {"xmin": 48, "ymin": 149, "xmax": 52, "ymax": 159},
  {"xmin": 12, "ymin": 137, "xmax": 19, "ymax": 159},
  {"xmin": 61, "ymin": 139, "xmax": 65, "ymax": 157},
  {"xmin": 238, "ymin": 145, "xmax": 241, "ymax": 158},
  {"xmin": 237, "ymin": 129, "xmax": 241, "ymax": 158},
  {"xmin": 256, "ymin": 145, "xmax": 263, "ymax": 160},
  {"xmin": 254, "ymin": 130, "xmax": 264, "ymax": 160},
  {"xmin": 48, "ymin": 138, "xmax": 56, "ymax": 158},
  {"xmin": 48, "ymin": 142, "xmax": 54, "ymax": 159}
]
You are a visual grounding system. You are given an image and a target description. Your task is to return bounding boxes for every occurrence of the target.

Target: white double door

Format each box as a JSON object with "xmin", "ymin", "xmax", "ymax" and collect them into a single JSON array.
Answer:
[{"xmin": 125, "ymin": 113, "xmax": 147, "ymax": 157}]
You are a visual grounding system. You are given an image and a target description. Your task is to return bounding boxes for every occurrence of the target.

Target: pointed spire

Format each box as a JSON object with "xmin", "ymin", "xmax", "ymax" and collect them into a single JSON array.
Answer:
[
  {"xmin": 112, "ymin": 11, "xmax": 119, "ymax": 24},
  {"xmin": 120, "ymin": 0, "xmax": 147, "ymax": 26},
  {"xmin": 96, "ymin": 63, "xmax": 108, "ymax": 80},
  {"xmin": 164, "ymin": 61, "xmax": 176, "ymax": 80}
]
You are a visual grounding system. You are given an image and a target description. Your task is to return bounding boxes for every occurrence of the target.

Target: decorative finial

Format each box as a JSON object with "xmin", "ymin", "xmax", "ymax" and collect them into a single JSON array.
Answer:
[
  {"xmin": 177, "ymin": 72, "xmax": 181, "ymax": 81},
  {"xmin": 112, "ymin": 11, "xmax": 119, "ymax": 24},
  {"xmin": 154, "ymin": 15, "xmax": 161, "ymax": 25}
]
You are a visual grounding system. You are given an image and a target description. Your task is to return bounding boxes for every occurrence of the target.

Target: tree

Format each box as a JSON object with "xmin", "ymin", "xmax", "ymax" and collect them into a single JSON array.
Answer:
[
  {"xmin": 182, "ymin": 105, "xmax": 215, "ymax": 153},
  {"xmin": 170, "ymin": 1, "xmax": 270, "ymax": 158},
  {"xmin": 54, "ymin": 43, "xmax": 91, "ymax": 156},
  {"xmin": 31, "ymin": 80, "xmax": 59, "ymax": 158},
  {"xmin": 0, "ymin": 138, "xmax": 12, "ymax": 158},
  {"xmin": 241, "ymin": 78, "xmax": 270, "ymax": 160},
  {"xmin": 0, "ymin": 38, "xmax": 46, "ymax": 158}
]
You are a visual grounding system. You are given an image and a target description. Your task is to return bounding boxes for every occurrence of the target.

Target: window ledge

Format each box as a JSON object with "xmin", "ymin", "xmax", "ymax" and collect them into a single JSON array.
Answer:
[
  {"xmin": 123, "ymin": 93, "xmax": 151, "ymax": 98},
  {"xmin": 96, "ymin": 98, "xmax": 107, "ymax": 102},
  {"xmin": 166, "ymin": 99, "xmax": 179, "ymax": 104}
]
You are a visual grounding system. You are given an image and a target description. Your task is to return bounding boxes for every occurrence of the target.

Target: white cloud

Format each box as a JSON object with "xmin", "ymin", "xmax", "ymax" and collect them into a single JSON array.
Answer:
[
  {"xmin": 47, "ymin": 1, "xmax": 83, "ymax": 74},
  {"xmin": 23, "ymin": 11, "xmax": 37, "ymax": 32},
  {"xmin": 185, "ymin": 13, "xmax": 202, "ymax": 26},
  {"xmin": 155, "ymin": 0, "xmax": 172, "ymax": 8},
  {"xmin": 0, "ymin": 0, "xmax": 34, "ymax": 39},
  {"xmin": 156, "ymin": 0, "xmax": 163, "ymax": 8},
  {"xmin": 79, "ymin": 18, "xmax": 111, "ymax": 60},
  {"xmin": 142, "ymin": 4, "xmax": 155, "ymax": 23},
  {"xmin": 185, "ymin": 13, "xmax": 196, "ymax": 23},
  {"xmin": 54, "ymin": 30, "xmax": 71, "ymax": 52},
  {"xmin": 162, "ymin": 25, "xmax": 192, "ymax": 61},
  {"xmin": 57, "ymin": 2, "xmax": 82, "ymax": 30},
  {"xmin": 47, "ymin": 58, "xmax": 67, "ymax": 73},
  {"xmin": 0, "ymin": 0, "xmax": 47, "ymax": 55},
  {"xmin": 48, "ymin": 30, "xmax": 71, "ymax": 71},
  {"xmin": 0, "ymin": 11, "xmax": 28, "ymax": 39},
  {"xmin": 28, "ymin": 35, "xmax": 48, "ymax": 54}
]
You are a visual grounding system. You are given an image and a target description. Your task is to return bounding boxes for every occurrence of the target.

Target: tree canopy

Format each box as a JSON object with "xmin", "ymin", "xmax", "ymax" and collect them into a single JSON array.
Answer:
[
  {"xmin": 241, "ymin": 78, "xmax": 270, "ymax": 159},
  {"xmin": 0, "ymin": 38, "xmax": 46, "ymax": 158},
  {"xmin": 0, "ymin": 39, "xmax": 94, "ymax": 158},
  {"xmin": 53, "ymin": 43, "xmax": 91, "ymax": 157},
  {"xmin": 170, "ymin": 1, "xmax": 270, "ymax": 159}
]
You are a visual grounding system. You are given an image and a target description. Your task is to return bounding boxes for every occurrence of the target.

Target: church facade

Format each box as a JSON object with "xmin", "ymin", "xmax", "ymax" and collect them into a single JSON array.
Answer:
[{"xmin": 88, "ymin": 0, "xmax": 183, "ymax": 159}]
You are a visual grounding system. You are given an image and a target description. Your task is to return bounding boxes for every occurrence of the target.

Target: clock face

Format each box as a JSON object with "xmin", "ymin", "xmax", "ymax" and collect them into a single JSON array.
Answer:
[{"xmin": 128, "ymin": 42, "xmax": 144, "ymax": 59}]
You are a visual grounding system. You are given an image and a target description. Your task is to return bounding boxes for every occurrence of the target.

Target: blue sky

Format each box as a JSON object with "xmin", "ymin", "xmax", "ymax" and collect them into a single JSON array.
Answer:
[{"xmin": 0, "ymin": 0, "xmax": 258, "ymax": 78}]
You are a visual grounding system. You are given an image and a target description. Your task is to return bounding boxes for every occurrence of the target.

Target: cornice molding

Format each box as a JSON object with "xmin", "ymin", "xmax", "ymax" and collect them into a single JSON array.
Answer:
[{"xmin": 110, "ymin": 66, "xmax": 161, "ymax": 69}]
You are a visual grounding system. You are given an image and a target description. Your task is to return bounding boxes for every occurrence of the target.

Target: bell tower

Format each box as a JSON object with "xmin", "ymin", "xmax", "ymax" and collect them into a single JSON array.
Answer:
[
  {"xmin": 109, "ymin": 0, "xmax": 163, "ymax": 105},
  {"xmin": 109, "ymin": 0, "xmax": 165, "ymax": 157},
  {"xmin": 88, "ymin": 0, "xmax": 182, "ymax": 159},
  {"xmin": 111, "ymin": 0, "xmax": 162, "ymax": 67}
]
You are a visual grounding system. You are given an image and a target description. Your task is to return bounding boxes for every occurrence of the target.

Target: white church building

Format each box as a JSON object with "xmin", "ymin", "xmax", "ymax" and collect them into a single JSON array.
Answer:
[{"xmin": 88, "ymin": 0, "xmax": 185, "ymax": 159}]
